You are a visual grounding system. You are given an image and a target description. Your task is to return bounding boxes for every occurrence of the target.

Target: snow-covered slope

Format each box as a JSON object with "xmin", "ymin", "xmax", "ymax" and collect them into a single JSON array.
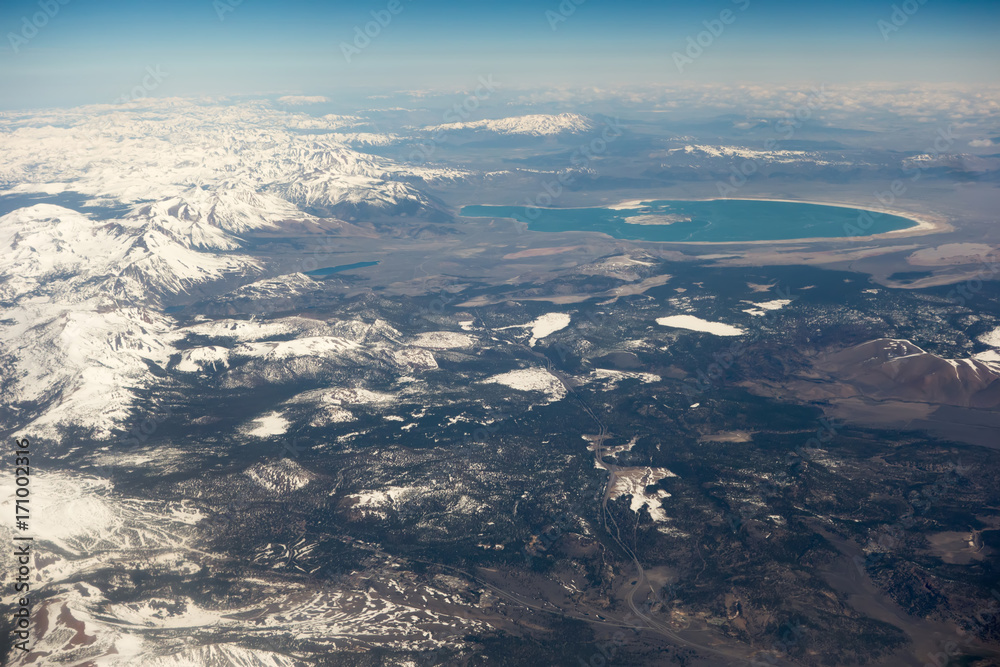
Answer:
[
  {"xmin": 0, "ymin": 298, "xmax": 176, "ymax": 438},
  {"xmin": 0, "ymin": 196, "xmax": 273, "ymax": 438},
  {"xmin": 2, "ymin": 202, "xmax": 268, "ymax": 300}
]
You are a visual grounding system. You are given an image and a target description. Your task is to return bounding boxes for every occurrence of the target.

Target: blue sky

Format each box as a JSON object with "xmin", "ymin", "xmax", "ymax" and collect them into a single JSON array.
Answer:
[{"xmin": 1, "ymin": 0, "xmax": 998, "ymax": 108}]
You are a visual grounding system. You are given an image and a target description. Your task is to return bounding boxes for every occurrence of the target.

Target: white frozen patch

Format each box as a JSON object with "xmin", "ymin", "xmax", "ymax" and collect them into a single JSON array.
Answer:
[
  {"xmin": 656, "ymin": 315, "xmax": 745, "ymax": 336},
  {"xmin": 602, "ymin": 466, "xmax": 677, "ymax": 523},
  {"xmin": 247, "ymin": 411, "xmax": 289, "ymax": 437},
  {"xmin": 974, "ymin": 349, "xmax": 1000, "ymax": 363},
  {"xmin": 527, "ymin": 313, "xmax": 571, "ymax": 346},
  {"xmin": 0, "ymin": 299, "xmax": 178, "ymax": 440},
  {"xmin": 392, "ymin": 347, "xmax": 439, "ymax": 370},
  {"xmin": 2, "ymin": 473, "xmax": 119, "ymax": 556},
  {"xmin": 349, "ymin": 490, "xmax": 395, "ymax": 508},
  {"xmin": 346, "ymin": 485, "xmax": 429, "ymax": 513},
  {"xmin": 0, "ymin": 470, "xmax": 203, "ymax": 569},
  {"xmin": 674, "ymin": 144, "xmax": 848, "ymax": 166},
  {"xmin": 411, "ymin": 331, "xmax": 475, "ymax": 349},
  {"xmin": 483, "ymin": 368, "xmax": 566, "ymax": 403},
  {"xmin": 174, "ymin": 345, "xmax": 230, "ymax": 373},
  {"xmin": 184, "ymin": 317, "xmax": 322, "ymax": 342},
  {"xmin": 287, "ymin": 386, "xmax": 394, "ymax": 427},
  {"xmin": 168, "ymin": 504, "xmax": 206, "ymax": 525},
  {"xmin": 497, "ymin": 312, "xmax": 571, "ymax": 346},
  {"xmin": 979, "ymin": 326, "xmax": 1000, "ymax": 349},
  {"xmin": 742, "ymin": 298, "xmax": 792, "ymax": 312},
  {"xmin": 589, "ymin": 369, "xmax": 661, "ymax": 389}
]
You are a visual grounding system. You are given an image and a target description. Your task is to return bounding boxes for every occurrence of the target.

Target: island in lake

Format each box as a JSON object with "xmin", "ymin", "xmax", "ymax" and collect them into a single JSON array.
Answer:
[{"xmin": 461, "ymin": 199, "xmax": 923, "ymax": 243}]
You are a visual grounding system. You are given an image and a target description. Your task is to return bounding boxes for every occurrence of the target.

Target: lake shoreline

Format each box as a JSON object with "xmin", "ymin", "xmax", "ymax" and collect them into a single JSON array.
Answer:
[
  {"xmin": 610, "ymin": 196, "xmax": 950, "ymax": 243},
  {"xmin": 461, "ymin": 197, "xmax": 951, "ymax": 245}
]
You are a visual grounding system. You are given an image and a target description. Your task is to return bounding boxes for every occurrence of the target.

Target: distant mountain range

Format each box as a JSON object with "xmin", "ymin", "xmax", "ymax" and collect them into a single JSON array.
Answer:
[{"xmin": 422, "ymin": 112, "xmax": 598, "ymax": 136}]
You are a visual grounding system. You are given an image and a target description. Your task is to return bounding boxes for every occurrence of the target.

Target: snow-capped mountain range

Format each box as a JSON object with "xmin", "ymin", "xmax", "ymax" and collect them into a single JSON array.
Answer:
[
  {"xmin": 0, "ymin": 99, "xmax": 465, "ymax": 217},
  {"xmin": 671, "ymin": 144, "xmax": 850, "ymax": 166},
  {"xmin": 0, "ymin": 98, "xmax": 465, "ymax": 440},
  {"xmin": 0, "ymin": 101, "xmax": 597, "ymax": 442},
  {"xmin": 422, "ymin": 112, "xmax": 598, "ymax": 136}
]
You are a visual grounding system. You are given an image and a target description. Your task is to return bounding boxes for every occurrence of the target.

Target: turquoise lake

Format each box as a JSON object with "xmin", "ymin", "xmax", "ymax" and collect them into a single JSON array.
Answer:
[{"xmin": 460, "ymin": 200, "xmax": 916, "ymax": 243}]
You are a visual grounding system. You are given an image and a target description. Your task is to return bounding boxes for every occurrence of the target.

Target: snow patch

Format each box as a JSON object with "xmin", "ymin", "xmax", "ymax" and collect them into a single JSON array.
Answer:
[
  {"xmin": 589, "ymin": 369, "xmax": 661, "ymax": 389},
  {"xmin": 974, "ymin": 349, "xmax": 1000, "ymax": 364},
  {"xmin": 608, "ymin": 468, "xmax": 677, "ymax": 523},
  {"xmin": 246, "ymin": 412, "xmax": 289, "ymax": 437},
  {"xmin": 411, "ymin": 331, "xmax": 475, "ymax": 349},
  {"xmin": 656, "ymin": 315, "xmax": 744, "ymax": 336},
  {"xmin": 175, "ymin": 345, "xmax": 230, "ymax": 373},
  {"xmin": 979, "ymin": 326, "xmax": 1000, "ymax": 349},
  {"xmin": 528, "ymin": 313, "xmax": 571, "ymax": 346},
  {"xmin": 482, "ymin": 368, "xmax": 566, "ymax": 403}
]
